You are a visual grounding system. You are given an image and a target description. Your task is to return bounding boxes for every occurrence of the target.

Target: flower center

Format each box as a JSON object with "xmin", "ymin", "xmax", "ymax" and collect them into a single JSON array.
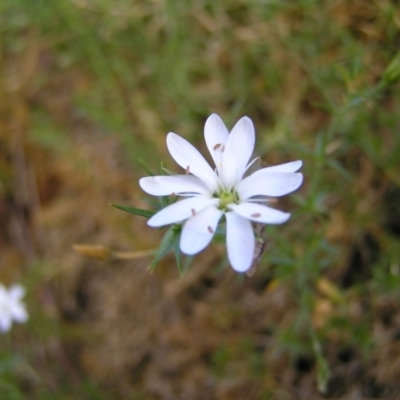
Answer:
[{"xmin": 217, "ymin": 190, "xmax": 239, "ymax": 210}]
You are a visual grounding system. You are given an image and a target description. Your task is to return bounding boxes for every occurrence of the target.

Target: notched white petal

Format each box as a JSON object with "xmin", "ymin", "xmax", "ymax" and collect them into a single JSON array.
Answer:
[
  {"xmin": 225, "ymin": 212, "xmax": 254, "ymax": 272},
  {"xmin": 229, "ymin": 202, "xmax": 290, "ymax": 224},
  {"xmin": 147, "ymin": 197, "xmax": 218, "ymax": 227},
  {"xmin": 221, "ymin": 116, "xmax": 255, "ymax": 187},
  {"xmin": 0, "ymin": 285, "xmax": 8, "ymax": 299},
  {"xmin": 204, "ymin": 114, "xmax": 229, "ymax": 171},
  {"xmin": 166, "ymin": 132, "xmax": 219, "ymax": 191},
  {"xmin": 0, "ymin": 316, "xmax": 12, "ymax": 333},
  {"xmin": 180, "ymin": 206, "xmax": 223, "ymax": 255},
  {"xmin": 262, "ymin": 160, "xmax": 303, "ymax": 173},
  {"xmin": 237, "ymin": 171, "xmax": 303, "ymax": 199},
  {"xmin": 11, "ymin": 305, "xmax": 28, "ymax": 323},
  {"xmin": 8, "ymin": 285, "xmax": 25, "ymax": 300},
  {"xmin": 139, "ymin": 175, "xmax": 209, "ymax": 196}
]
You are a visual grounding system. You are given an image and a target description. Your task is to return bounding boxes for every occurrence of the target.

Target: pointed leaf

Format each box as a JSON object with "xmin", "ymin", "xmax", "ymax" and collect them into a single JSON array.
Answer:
[
  {"xmin": 111, "ymin": 204, "xmax": 156, "ymax": 218},
  {"xmin": 138, "ymin": 158, "xmax": 155, "ymax": 176}
]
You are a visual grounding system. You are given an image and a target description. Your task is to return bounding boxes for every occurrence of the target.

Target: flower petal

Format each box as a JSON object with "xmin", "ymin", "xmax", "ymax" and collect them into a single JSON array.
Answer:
[
  {"xmin": 0, "ymin": 315, "xmax": 12, "ymax": 332},
  {"xmin": 147, "ymin": 197, "xmax": 219, "ymax": 227},
  {"xmin": 221, "ymin": 116, "xmax": 255, "ymax": 188},
  {"xmin": 139, "ymin": 175, "xmax": 209, "ymax": 196},
  {"xmin": 225, "ymin": 212, "xmax": 254, "ymax": 272},
  {"xmin": 180, "ymin": 206, "xmax": 223, "ymax": 255},
  {"xmin": 8, "ymin": 284, "xmax": 26, "ymax": 301},
  {"xmin": 261, "ymin": 160, "xmax": 303, "ymax": 173},
  {"xmin": 204, "ymin": 114, "xmax": 229, "ymax": 174},
  {"xmin": 229, "ymin": 202, "xmax": 290, "ymax": 224},
  {"xmin": 0, "ymin": 285, "xmax": 8, "ymax": 300},
  {"xmin": 167, "ymin": 132, "xmax": 220, "ymax": 192},
  {"xmin": 11, "ymin": 304, "xmax": 28, "ymax": 323},
  {"xmin": 236, "ymin": 171, "xmax": 303, "ymax": 199}
]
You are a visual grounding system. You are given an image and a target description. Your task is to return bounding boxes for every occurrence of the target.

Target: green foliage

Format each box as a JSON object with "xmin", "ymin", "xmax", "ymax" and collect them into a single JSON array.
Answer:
[
  {"xmin": 110, "ymin": 204, "xmax": 156, "ymax": 219},
  {"xmin": 211, "ymin": 338, "xmax": 266, "ymax": 379}
]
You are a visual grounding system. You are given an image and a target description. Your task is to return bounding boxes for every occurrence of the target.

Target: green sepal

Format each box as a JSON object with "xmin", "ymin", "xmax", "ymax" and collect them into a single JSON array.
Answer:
[
  {"xmin": 148, "ymin": 224, "xmax": 182, "ymax": 271},
  {"xmin": 173, "ymin": 245, "xmax": 182, "ymax": 276},
  {"xmin": 110, "ymin": 204, "xmax": 156, "ymax": 218}
]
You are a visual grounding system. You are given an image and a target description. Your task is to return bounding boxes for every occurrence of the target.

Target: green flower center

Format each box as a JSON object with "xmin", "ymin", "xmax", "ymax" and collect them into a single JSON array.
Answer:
[{"xmin": 216, "ymin": 190, "xmax": 240, "ymax": 210}]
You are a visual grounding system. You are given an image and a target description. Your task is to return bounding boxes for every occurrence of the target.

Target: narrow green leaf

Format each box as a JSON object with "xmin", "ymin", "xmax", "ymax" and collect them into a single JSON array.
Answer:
[
  {"xmin": 316, "ymin": 354, "xmax": 330, "ymax": 394},
  {"xmin": 311, "ymin": 329, "xmax": 330, "ymax": 394},
  {"xmin": 382, "ymin": 50, "xmax": 400, "ymax": 86},
  {"xmin": 138, "ymin": 158, "xmax": 155, "ymax": 176},
  {"xmin": 110, "ymin": 204, "xmax": 155, "ymax": 218},
  {"xmin": 326, "ymin": 159, "xmax": 352, "ymax": 181}
]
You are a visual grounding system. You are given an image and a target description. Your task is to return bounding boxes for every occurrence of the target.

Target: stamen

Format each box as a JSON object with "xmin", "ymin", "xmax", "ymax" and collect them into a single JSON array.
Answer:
[
  {"xmin": 213, "ymin": 143, "xmax": 222, "ymax": 150},
  {"xmin": 207, "ymin": 226, "xmax": 214, "ymax": 233},
  {"xmin": 185, "ymin": 165, "xmax": 190, "ymax": 175},
  {"xmin": 244, "ymin": 157, "xmax": 260, "ymax": 174},
  {"xmin": 251, "ymin": 213, "xmax": 261, "ymax": 218},
  {"xmin": 191, "ymin": 208, "xmax": 196, "ymax": 216}
]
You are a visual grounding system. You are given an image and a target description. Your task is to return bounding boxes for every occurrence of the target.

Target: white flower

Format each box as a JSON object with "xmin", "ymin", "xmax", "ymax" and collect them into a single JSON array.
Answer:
[
  {"xmin": 139, "ymin": 114, "xmax": 303, "ymax": 273},
  {"xmin": 0, "ymin": 284, "xmax": 28, "ymax": 333}
]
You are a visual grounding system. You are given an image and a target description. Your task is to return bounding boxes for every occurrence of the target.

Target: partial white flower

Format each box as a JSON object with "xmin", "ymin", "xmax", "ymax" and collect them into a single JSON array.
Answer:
[
  {"xmin": 0, "ymin": 283, "xmax": 28, "ymax": 333},
  {"xmin": 140, "ymin": 114, "xmax": 303, "ymax": 273}
]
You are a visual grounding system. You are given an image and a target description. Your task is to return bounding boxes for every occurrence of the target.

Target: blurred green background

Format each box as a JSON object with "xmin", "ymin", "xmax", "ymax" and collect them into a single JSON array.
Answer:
[{"xmin": 1, "ymin": 0, "xmax": 400, "ymax": 399}]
